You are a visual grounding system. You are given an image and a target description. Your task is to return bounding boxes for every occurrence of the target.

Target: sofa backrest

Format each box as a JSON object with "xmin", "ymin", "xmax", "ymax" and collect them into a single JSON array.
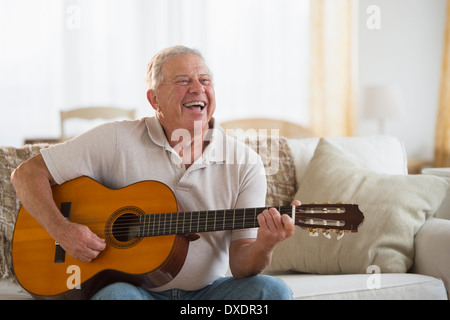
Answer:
[{"xmin": 287, "ymin": 135, "xmax": 408, "ymax": 189}]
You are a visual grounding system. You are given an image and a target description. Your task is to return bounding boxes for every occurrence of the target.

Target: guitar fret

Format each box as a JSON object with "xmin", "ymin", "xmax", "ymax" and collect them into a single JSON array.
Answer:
[
  {"xmin": 167, "ymin": 213, "xmax": 170, "ymax": 235},
  {"xmin": 173, "ymin": 213, "xmax": 176, "ymax": 234},
  {"xmin": 163, "ymin": 213, "xmax": 167, "ymax": 235},
  {"xmin": 208, "ymin": 210, "xmax": 214, "ymax": 232},
  {"xmin": 196, "ymin": 211, "xmax": 200, "ymax": 232},
  {"xmin": 202, "ymin": 211, "xmax": 207, "ymax": 232},
  {"xmin": 223, "ymin": 210, "xmax": 226, "ymax": 230},
  {"xmin": 145, "ymin": 214, "xmax": 150, "ymax": 237},
  {"xmin": 137, "ymin": 215, "xmax": 142, "ymax": 237},
  {"xmin": 148, "ymin": 214, "xmax": 152, "ymax": 237},
  {"xmin": 166, "ymin": 214, "xmax": 169, "ymax": 235},
  {"xmin": 242, "ymin": 208, "xmax": 246, "ymax": 229},
  {"xmin": 158, "ymin": 214, "xmax": 161, "ymax": 235},
  {"xmin": 205, "ymin": 210, "xmax": 208, "ymax": 232},
  {"xmin": 171, "ymin": 213, "xmax": 174, "ymax": 234},
  {"xmin": 138, "ymin": 215, "xmax": 143, "ymax": 237},
  {"xmin": 167, "ymin": 213, "xmax": 171, "ymax": 235},
  {"xmin": 170, "ymin": 213, "xmax": 178, "ymax": 234},
  {"xmin": 152, "ymin": 215, "xmax": 156, "ymax": 235},
  {"xmin": 232, "ymin": 210, "xmax": 235, "ymax": 229},
  {"xmin": 182, "ymin": 211, "xmax": 185, "ymax": 234},
  {"xmin": 214, "ymin": 210, "xmax": 217, "ymax": 231}
]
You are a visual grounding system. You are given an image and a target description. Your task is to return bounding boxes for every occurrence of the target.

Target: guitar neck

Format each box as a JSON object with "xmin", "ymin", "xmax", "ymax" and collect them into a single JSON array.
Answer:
[
  {"xmin": 134, "ymin": 203, "xmax": 364, "ymax": 238},
  {"xmin": 138, "ymin": 206, "xmax": 288, "ymax": 237}
]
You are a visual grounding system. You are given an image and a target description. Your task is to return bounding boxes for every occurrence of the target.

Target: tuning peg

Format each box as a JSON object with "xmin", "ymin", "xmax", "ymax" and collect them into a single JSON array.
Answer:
[
  {"xmin": 337, "ymin": 230, "xmax": 345, "ymax": 240},
  {"xmin": 323, "ymin": 230, "xmax": 331, "ymax": 239},
  {"xmin": 309, "ymin": 228, "xmax": 319, "ymax": 237}
]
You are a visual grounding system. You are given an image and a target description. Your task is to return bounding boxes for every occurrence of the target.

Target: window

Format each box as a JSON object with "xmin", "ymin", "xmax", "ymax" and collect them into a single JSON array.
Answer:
[{"xmin": 0, "ymin": 0, "xmax": 310, "ymax": 146}]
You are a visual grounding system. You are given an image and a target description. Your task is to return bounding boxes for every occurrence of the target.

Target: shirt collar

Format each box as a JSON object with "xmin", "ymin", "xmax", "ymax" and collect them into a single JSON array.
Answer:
[
  {"xmin": 145, "ymin": 116, "xmax": 170, "ymax": 149},
  {"xmin": 145, "ymin": 116, "xmax": 227, "ymax": 164}
]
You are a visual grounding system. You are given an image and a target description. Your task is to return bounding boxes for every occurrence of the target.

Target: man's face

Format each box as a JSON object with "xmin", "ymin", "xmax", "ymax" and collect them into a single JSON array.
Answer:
[{"xmin": 147, "ymin": 53, "xmax": 216, "ymax": 135}]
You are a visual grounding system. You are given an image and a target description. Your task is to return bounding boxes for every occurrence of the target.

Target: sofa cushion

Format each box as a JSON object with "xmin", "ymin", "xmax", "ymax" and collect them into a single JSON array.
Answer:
[
  {"xmin": 0, "ymin": 144, "xmax": 51, "ymax": 279},
  {"xmin": 267, "ymin": 138, "xmax": 450, "ymax": 274},
  {"xmin": 286, "ymin": 135, "xmax": 408, "ymax": 188},
  {"xmin": 272, "ymin": 273, "xmax": 447, "ymax": 300},
  {"xmin": 240, "ymin": 135, "xmax": 297, "ymax": 206},
  {"xmin": 412, "ymin": 218, "xmax": 450, "ymax": 298}
]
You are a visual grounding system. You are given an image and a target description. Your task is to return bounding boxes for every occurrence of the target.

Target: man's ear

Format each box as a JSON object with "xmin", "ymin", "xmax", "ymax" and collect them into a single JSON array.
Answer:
[{"xmin": 147, "ymin": 89, "xmax": 158, "ymax": 111}]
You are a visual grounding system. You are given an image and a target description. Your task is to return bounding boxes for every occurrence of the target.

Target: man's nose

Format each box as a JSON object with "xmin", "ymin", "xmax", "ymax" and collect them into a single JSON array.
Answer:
[{"xmin": 189, "ymin": 79, "xmax": 205, "ymax": 94}]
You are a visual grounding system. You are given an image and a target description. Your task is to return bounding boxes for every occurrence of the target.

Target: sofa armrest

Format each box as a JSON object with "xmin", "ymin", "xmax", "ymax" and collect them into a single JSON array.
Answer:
[{"xmin": 412, "ymin": 218, "xmax": 450, "ymax": 298}]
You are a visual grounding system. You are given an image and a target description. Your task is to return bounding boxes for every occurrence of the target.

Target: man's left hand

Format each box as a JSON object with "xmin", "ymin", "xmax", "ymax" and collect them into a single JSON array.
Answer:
[{"xmin": 256, "ymin": 200, "xmax": 300, "ymax": 250}]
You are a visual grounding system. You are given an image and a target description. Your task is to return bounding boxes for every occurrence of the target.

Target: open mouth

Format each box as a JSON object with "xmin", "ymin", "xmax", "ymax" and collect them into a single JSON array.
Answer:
[{"xmin": 183, "ymin": 101, "xmax": 206, "ymax": 111}]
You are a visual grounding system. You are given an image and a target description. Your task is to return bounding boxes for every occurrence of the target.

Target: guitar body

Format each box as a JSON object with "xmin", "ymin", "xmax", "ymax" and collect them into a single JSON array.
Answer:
[{"xmin": 12, "ymin": 177, "xmax": 188, "ymax": 300}]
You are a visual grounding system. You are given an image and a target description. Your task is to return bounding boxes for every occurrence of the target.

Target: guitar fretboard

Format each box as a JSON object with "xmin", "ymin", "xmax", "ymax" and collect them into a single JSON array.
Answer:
[{"xmin": 137, "ymin": 206, "xmax": 289, "ymax": 237}]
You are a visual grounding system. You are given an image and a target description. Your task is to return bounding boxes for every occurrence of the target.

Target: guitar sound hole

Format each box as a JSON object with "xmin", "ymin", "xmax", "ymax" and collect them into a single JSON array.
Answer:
[
  {"xmin": 106, "ymin": 206, "xmax": 144, "ymax": 249},
  {"xmin": 112, "ymin": 213, "xmax": 140, "ymax": 242}
]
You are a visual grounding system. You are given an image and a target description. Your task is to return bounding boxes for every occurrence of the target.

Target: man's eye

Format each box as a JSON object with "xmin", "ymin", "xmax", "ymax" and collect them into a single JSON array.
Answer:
[
  {"xmin": 201, "ymin": 79, "xmax": 211, "ymax": 84},
  {"xmin": 177, "ymin": 80, "xmax": 189, "ymax": 85}
]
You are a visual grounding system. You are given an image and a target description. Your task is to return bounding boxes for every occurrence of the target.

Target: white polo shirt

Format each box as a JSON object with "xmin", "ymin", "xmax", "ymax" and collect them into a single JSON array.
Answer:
[{"xmin": 41, "ymin": 116, "xmax": 267, "ymax": 291}]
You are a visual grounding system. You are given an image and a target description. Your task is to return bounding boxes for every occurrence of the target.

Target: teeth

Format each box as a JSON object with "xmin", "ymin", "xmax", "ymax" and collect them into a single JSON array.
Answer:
[{"xmin": 183, "ymin": 101, "xmax": 205, "ymax": 107}]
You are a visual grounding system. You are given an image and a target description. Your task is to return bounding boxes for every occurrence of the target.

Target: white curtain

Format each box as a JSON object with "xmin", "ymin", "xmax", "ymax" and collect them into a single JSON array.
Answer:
[
  {"xmin": 309, "ymin": 0, "xmax": 356, "ymax": 137},
  {"xmin": 0, "ymin": 0, "xmax": 310, "ymax": 146},
  {"xmin": 435, "ymin": 0, "xmax": 450, "ymax": 167}
]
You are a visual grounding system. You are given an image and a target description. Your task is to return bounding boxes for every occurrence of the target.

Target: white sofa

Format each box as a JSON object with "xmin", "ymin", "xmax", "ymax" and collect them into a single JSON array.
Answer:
[
  {"xmin": 265, "ymin": 136, "xmax": 450, "ymax": 300},
  {"xmin": 0, "ymin": 135, "xmax": 449, "ymax": 299}
]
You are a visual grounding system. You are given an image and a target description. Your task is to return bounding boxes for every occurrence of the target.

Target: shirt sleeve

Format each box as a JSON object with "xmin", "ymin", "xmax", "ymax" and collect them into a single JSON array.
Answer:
[
  {"xmin": 40, "ymin": 122, "xmax": 118, "ymax": 185},
  {"xmin": 230, "ymin": 154, "xmax": 267, "ymax": 241}
]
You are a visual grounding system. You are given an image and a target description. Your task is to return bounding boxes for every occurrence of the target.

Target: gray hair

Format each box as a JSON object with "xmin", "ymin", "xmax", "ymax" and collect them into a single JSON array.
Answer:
[{"xmin": 145, "ymin": 45, "xmax": 210, "ymax": 91}]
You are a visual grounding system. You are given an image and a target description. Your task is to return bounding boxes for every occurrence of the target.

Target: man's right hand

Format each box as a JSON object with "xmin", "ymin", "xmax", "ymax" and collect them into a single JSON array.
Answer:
[{"xmin": 55, "ymin": 220, "xmax": 106, "ymax": 262}]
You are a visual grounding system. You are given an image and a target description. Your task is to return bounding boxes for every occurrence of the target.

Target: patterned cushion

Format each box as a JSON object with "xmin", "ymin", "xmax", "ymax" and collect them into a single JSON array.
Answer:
[
  {"xmin": 0, "ymin": 144, "xmax": 51, "ymax": 279},
  {"xmin": 244, "ymin": 135, "xmax": 297, "ymax": 206}
]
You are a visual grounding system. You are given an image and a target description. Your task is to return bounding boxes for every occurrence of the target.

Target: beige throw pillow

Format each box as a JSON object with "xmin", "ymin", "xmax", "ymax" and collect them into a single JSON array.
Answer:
[{"xmin": 267, "ymin": 138, "xmax": 450, "ymax": 274}]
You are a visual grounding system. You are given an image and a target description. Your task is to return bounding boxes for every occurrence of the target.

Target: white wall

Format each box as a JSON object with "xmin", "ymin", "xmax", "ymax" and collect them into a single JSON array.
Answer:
[
  {"xmin": 357, "ymin": 0, "xmax": 447, "ymax": 160},
  {"xmin": 0, "ymin": 0, "xmax": 310, "ymax": 147},
  {"xmin": 0, "ymin": 0, "xmax": 447, "ymax": 163}
]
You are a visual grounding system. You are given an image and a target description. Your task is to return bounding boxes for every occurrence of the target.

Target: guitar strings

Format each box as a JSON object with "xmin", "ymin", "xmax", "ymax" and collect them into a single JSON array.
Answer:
[
  {"xmin": 69, "ymin": 207, "xmax": 294, "ymax": 226},
  {"xmin": 69, "ymin": 207, "xmax": 299, "ymax": 226},
  {"xmin": 69, "ymin": 207, "xmax": 300, "ymax": 238},
  {"xmin": 73, "ymin": 215, "xmax": 265, "ymax": 237},
  {"xmin": 70, "ymin": 206, "xmax": 301, "ymax": 224},
  {"xmin": 67, "ymin": 204, "xmax": 345, "ymax": 226},
  {"xmin": 68, "ymin": 206, "xmax": 343, "ymax": 239}
]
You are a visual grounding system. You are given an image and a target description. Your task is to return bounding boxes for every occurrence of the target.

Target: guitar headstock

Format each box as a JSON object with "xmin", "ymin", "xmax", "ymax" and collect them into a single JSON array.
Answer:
[{"xmin": 293, "ymin": 203, "xmax": 364, "ymax": 240}]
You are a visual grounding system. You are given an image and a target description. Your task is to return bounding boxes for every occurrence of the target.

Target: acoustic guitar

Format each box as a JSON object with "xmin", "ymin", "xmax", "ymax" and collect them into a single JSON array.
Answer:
[{"xmin": 12, "ymin": 176, "xmax": 364, "ymax": 300}]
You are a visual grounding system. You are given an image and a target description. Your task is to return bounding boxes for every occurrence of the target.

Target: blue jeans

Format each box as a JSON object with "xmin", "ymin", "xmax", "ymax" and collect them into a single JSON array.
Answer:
[{"xmin": 91, "ymin": 275, "xmax": 292, "ymax": 300}]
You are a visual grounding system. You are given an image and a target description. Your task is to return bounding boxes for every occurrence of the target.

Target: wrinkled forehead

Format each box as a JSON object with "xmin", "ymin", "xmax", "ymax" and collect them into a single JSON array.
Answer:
[{"xmin": 161, "ymin": 53, "xmax": 212, "ymax": 79}]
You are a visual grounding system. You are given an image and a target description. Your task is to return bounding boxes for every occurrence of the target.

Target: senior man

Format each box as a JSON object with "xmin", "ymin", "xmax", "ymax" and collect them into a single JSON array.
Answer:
[{"xmin": 11, "ymin": 45, "xmax": 298, "ymax": 300}]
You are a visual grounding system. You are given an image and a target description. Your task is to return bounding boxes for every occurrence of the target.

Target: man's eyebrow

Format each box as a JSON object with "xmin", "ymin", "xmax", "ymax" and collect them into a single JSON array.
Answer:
[
  {"xmin": 172, "ymin": 74, "xmax": 189, "ymax": 79},
  {"xmin": 172, "ymin": 73, "xmax": 211, "ymax": 79}
]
